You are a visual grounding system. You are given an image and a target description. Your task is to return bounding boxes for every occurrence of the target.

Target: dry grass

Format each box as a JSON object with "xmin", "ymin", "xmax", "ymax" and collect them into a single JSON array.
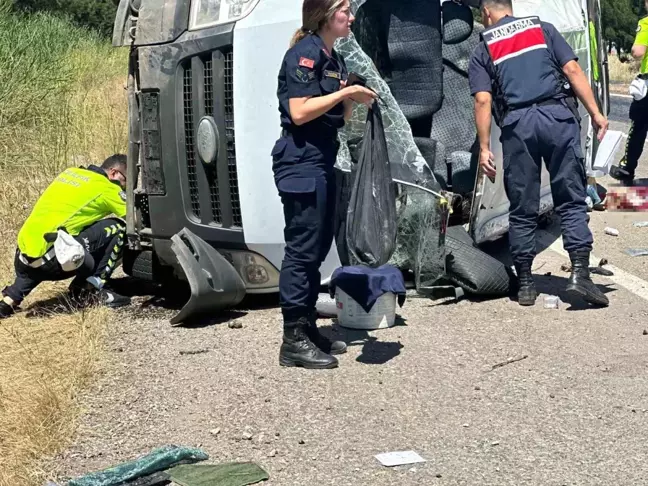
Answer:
[
  {"xmin": 0, "ymin": 6, "xmax": 128, "ymax": 485},
  {"xmin": 608, "ymin": 53, "xmax": 642, "ymax": 86}
]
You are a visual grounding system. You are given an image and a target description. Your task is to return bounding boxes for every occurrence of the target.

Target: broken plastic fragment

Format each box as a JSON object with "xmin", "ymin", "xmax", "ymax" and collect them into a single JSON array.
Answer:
[
  {"xmin": 543, "ymin": 295, "xmax": 560, "ymax": 309},
  {"xmin": 625, "ymin": 248, "xmax": 648, "ymax": 258}
]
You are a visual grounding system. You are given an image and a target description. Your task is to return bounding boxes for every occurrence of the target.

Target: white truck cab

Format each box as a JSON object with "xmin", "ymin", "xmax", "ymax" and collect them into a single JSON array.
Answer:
[{"xmin": 112, "ymin": 0, "xmax": 608, "ymax": 323}]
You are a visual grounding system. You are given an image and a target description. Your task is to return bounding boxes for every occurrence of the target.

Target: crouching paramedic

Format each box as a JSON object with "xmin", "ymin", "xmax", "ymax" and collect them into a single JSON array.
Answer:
[
  {"xmin": 469, "ymin": 0, "xmax": 610, "ymax": 307},
  {"xmin": 0, "ymin": 154, "xmax": 131, "ymax": 318}
]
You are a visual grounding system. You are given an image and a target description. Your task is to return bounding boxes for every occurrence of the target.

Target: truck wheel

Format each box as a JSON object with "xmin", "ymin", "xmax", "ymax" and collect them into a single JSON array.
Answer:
[
  {"xmin": 444, "ymin": 225, "xmax": 514, "ymax": 296},
  {"xmin": 123, "ymin": 249, "xmax": 154, "ymax": 281}
]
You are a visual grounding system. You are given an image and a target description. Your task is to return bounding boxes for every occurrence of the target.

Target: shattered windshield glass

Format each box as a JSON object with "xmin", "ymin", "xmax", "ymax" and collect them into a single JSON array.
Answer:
[
  {"xmin": 333, "ymin": 0, "xmax": 460, "ymax": 290},
  {"xmin": 334, "ymin": 0, "xmax": 442, "ymax": 192}
]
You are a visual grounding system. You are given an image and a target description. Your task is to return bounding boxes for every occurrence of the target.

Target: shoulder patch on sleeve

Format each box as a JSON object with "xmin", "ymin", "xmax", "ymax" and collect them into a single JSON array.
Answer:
[
  {"xmin": 119, "ymin": 191, "xmax": 127, "ymax": 202},
  {"xmin": 299, "ymin": 57, "xmax": 315, "ymax": 69}
]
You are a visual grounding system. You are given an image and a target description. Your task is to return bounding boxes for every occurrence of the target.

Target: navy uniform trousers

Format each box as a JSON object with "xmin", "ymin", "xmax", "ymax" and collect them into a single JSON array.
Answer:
[
  {"xmin": 272, "ymin": 133, "xmax": 338, "ymax": 321},
  {"xmin": 3, "ymin": 218, "xmax": 126, "ymax": 305},
  {"xmin": 501, "ymin": 103, "xmax": 593, "ymax": 264},
  {"xmin": 621, "ymin": 95, "xmax": 648, "ymax": 178}
]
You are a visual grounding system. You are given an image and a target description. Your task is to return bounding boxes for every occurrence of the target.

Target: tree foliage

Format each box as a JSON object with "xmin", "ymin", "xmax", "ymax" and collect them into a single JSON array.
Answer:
[
  {"xmin": 601, "ymin": 0, "xmax": 647, "ymax": 53},
  {"xmin": 11, "ymin": 0, "xmax": 119, "ymax": 37}
]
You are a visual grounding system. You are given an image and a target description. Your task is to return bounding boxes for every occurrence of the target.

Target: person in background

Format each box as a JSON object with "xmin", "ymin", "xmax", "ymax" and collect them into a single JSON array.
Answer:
[
  {"xmin": 610, "ymin": 2, "xmax": 648, "ymax": 186},
  {"xmin": 469, "ymin": 0, "xmax": 610, "ymax": 308},
  {"xmin": 0, "ymin": 154, "xmax": 132, "ymax": 318},
  {"xmin": 271, "ymin": 0, "xmax": 377, "ymax": 369}
]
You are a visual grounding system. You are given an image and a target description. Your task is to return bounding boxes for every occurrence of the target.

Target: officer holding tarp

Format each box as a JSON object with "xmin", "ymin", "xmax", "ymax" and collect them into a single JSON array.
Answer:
[{"xmin": 468, "ymin": 0, "xmax": 610, "ymax": 307}]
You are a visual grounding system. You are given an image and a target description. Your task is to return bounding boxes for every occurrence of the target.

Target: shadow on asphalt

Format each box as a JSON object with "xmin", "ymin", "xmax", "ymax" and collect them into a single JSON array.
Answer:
[{"xmin": 319, "ymin": 318, "xmax": 406, "ymax": 365}]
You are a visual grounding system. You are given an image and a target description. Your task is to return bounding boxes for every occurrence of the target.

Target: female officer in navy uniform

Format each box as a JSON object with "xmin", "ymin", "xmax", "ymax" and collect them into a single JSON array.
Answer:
[{"xmin": 271, "ymin": 0, "xmax": 377, "ymax": 370}]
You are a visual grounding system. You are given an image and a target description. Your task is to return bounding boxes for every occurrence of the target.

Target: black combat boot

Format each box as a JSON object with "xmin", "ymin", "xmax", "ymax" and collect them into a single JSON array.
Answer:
[
  {"xmin": 566, "ymin": 251, "xmax": 609, "ymax": 306},
  {"xmin": 0, "ymin": 300, "xmax": 14, "ymax": 319},
  {"xmin": 279, "ymin": 317, "xmax": 339, "ymax": 369},
  {"xmin": 515, "ymin": 261, "xmax": 538, "ymax": 306},
  {"xmin": 306, "ymin": 311, "xmax": 347, "ymax": 355}
]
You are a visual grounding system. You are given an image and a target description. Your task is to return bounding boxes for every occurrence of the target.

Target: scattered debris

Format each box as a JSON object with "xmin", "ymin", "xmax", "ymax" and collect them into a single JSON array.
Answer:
[
  {"xmin": 591, "ymin": 266, "xmax": 614, "ymax": 277},
  {"xmin": 604, "ymin": 227, "xmax": 620, "ymax": 237},
  {"xmin": 626, "ymin": 248, "xmax": 648, "ymax": 258},
  {"xmin": 180, "ymin": 349, "xmax": 210, "ymax": 356},
  {"xmin": 267, "ymin": 449, "xmax": 277, "ymax": 458},
  {"xmin": 242, "ymin": 431, "xmax": 254, "ymax": 441},
  {"xmin": 298, "ymin": 439, "xmax": 305, "ymax": 445},
  {"xmin": 462, "ymin": 423, "xmax": 470, "ymax": 428},
  {"xmin": 168, "ymin": 462, "xmax": 269, "ymax": 486},
  {"xmin": 491, "ymin": 441, "xmax": 500, "ymax": 446},
  {"xmin": 490, "ymin": 355, "xmax": 529, "ymax": 372},
  {"xmin": 643, "ymin": 330, "xmax": 648, "ymax": 336},
  {"xmin": 544, "ymin": 295, "xmax": 560, "ymax": 309},
  {"xmin": 532, "ymin": 262, "xmax": 547, "ymax": 272},
  {"xmin": 228, "ymin": 320, "xmax": 243, "ymax": 329},
  {"xmin": 633, "ymin": 221, "xmax": 648, "ymax": 228},
  {"xmin": 375, "ymin": 451, "xmax": 427, "ymax": 467},
  {"xmin": 562, "ymin": 260, "xmax": 614, "ymax": 276},
  {"xmin": 209, "ymin": 428, "xmax": 221, "ymax": 437},
  {"xmin": 67, "ymin": 445, "xmax": 209, "ymax": 486}
]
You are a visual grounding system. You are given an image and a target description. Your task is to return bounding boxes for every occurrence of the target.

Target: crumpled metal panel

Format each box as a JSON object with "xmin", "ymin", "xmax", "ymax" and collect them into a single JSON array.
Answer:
[{"xmin": 134, "ymin": 0, "xmax": 190, "ymax": 46}]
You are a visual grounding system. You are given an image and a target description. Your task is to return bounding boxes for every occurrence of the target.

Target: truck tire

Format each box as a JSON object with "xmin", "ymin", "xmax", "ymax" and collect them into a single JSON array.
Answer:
[
  {"xmin": 123, "ymin": 249, "xmax": 155, "ymax": 282},
  {"xmin": 444, "ymin": 225, "xmax": 513, "ymax": 296}
]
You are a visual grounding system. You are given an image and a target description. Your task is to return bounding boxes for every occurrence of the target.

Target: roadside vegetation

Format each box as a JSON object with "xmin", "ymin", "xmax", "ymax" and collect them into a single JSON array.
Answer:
[
  {"xmin": 0, "ymin": 1, "xmax": 127, "ymax": 484},
  {"xmin": 608, "ymin": 53, "xmax": 643, "ymax": 87}
]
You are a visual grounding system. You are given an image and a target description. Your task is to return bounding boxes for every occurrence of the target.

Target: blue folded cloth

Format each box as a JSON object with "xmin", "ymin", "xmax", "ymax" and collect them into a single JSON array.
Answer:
[{"xmin": 329, "ymin": 265, "xmax": 406, "ymax": 313}]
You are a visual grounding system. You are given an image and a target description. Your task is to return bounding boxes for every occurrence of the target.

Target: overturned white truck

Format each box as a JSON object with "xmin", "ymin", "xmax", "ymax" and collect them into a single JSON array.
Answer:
[{"xmin": 112, "ymin": 0, "xmax": 609, "ymax": 323}]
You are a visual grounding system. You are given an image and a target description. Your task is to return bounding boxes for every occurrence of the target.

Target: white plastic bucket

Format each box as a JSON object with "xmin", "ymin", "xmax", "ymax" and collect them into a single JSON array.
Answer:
[{"xmin": 335, "ymin": 288, "xmax": 396, "ymax": 330}]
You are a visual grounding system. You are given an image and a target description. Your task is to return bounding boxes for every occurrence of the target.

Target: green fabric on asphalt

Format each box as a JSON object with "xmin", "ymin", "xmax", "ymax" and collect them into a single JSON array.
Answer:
[
  {"xmin": 167, "ymin": 463, "xmax": 269, "ymax": 486},
  {"xmin": 67, "ymin": 445, "xmax": 209, "ymax": 486}
]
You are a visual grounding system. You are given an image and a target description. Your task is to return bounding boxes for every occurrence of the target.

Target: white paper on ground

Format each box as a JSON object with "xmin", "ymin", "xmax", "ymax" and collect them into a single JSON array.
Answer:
[
  {"xmin": 593, "ymin": 130, "xmax": 625, "ymax": 173},
  {"xmin": 375, "ymin": 450, "xmax": 427, "ymax": 467}
]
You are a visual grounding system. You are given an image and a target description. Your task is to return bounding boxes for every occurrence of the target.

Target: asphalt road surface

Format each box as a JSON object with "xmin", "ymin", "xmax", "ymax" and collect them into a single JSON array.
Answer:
[
  {"xmin": 55, "ymin": 97, "xmax": 648, "ymax": 486},
  {"xmin": 609, "ymin": 93, "xmax": 632, "ymax": 123}
]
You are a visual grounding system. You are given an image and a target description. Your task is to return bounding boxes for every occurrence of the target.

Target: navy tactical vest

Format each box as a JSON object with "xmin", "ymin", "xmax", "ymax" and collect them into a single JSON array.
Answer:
[{"xmin": 481, "ymin": 16, "xmax": 573, "ymax": 125}]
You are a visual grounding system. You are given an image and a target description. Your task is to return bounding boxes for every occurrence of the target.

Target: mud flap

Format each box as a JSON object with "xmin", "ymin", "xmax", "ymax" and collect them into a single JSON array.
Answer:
[{"xmin": 169, "ymin": 228, "xmax": 246, "ymax": 325}]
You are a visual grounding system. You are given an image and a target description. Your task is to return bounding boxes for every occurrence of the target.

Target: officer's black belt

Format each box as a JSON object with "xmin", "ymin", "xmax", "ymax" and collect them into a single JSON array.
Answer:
[
  {"xmin": 281, "ymin": 128, "xmax": 338, "ymax": 143},
  {"xmin": 510, "ymin": 98, "xmax": 562, "ymax": 111}
]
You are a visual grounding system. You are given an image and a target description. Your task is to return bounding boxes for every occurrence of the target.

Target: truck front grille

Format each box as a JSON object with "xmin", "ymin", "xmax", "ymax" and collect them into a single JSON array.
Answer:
[
  {"xmin": 183, "ymin": 68, "xmax": 201, "ymax": 218},
  {"xmin": 181, "ymin": 49, "xmax": 242, "ymax": 229}
]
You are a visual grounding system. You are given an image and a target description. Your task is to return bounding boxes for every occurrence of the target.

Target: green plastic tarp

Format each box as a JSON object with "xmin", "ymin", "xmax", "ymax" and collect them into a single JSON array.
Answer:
[{"xmin": 67, "ymin": 445, "xmax": 209, "ymax": 486}]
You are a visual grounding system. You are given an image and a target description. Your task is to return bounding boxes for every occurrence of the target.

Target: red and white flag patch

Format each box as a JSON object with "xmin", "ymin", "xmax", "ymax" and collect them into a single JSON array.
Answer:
[{"xmin": 299, "ymin": 57, "xmax": 315, "ymax": 69}]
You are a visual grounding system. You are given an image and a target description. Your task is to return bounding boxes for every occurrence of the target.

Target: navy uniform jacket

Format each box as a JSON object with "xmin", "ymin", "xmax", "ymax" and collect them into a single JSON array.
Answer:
[
  {"xmin": 272, "ymin": 33, "xmax": 349, "ymax": 181},
  {"xmin": 276, "ymin": 33, "xmax": 348, "ymax": 139},
  {"xmin": 468, "ymin": 15, "xmax": 578, "ymax": 126}
]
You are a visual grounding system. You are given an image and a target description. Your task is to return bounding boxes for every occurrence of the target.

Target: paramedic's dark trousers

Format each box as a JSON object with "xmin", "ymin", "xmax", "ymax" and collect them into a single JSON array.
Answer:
[
  {"xmin": 2, "ymin": 218, "xmax": 125, "ymax": 305},
  {"xmin": 501, "ymin": 104, "xmax": 593, "ymax": 264},
  {"xmin": 279, "ymin": 175, "xmax": 336, "ymax": 320},
  {"xmin": 622, "ymin": 96, "xmax": 648, "ymax": 177}
]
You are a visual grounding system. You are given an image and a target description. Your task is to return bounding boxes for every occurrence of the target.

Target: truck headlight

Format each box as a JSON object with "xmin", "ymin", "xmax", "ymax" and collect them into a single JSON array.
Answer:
[{"xmin": 189, "ymin": 0, "xmax": 260, "ymax": 31}]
